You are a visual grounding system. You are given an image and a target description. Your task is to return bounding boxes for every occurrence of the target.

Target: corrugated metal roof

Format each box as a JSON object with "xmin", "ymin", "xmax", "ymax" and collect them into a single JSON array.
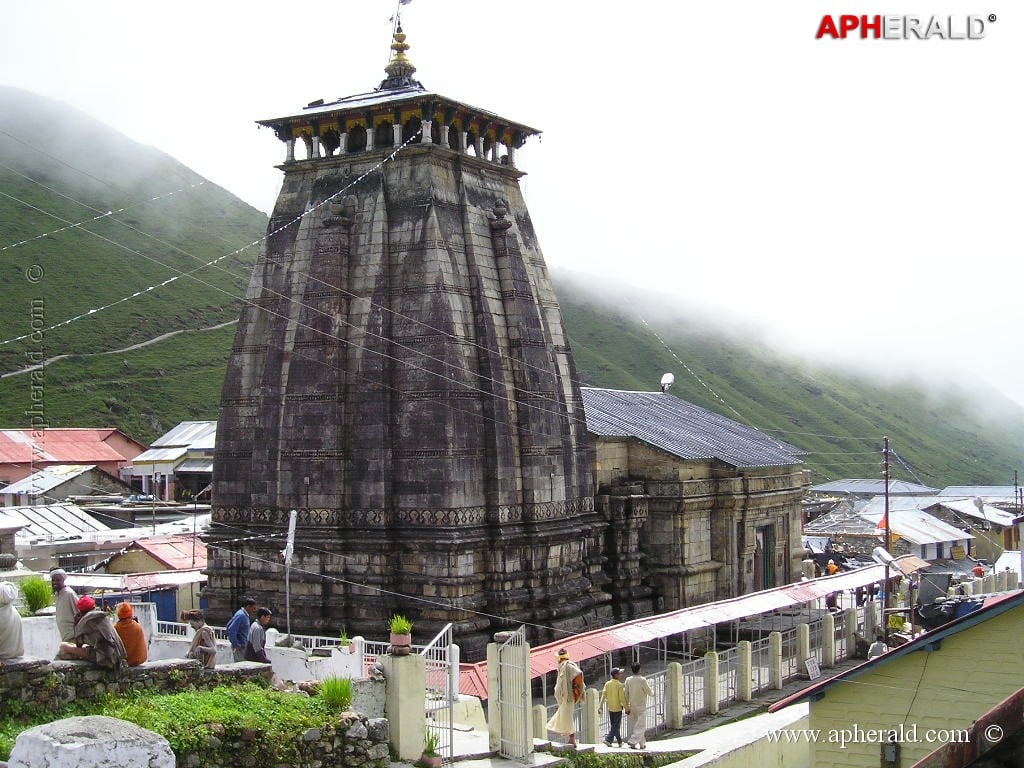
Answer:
[
  {"xmin": 0, "ymin": 464, "xmax": 96, "ymax": 496},
  {"xmin": 804, "ymin": 504, "xmax": 878, "ymax": 535},
  {"xmin": 581, "ymin": 388, "xmax": 804, "ymax": 469},
  {"xmin": 460, "ymin": 565, "xmax": 893, "ymax": 698},
  {"xmin": 3, "ymin": 503, "xmax": 110, "ymax": 539},
  {"xmin": 125, "ymin": 534, "xmax": 207, "ymax": 570},
  {"xmin": 856, "ymin": 502, "xmax": 973, "ymax": 545},
  {"xmin": 923, "ymin": 498, "xmax": 1015, "ymax": 528},
  {"xmin": 177, "ymin": 459, "xmax": 213, "ymax": 473},
  {"xmin": 940, "ymin": 486, "xmax": 1020, "ymax": 503},
  {"xmin": 0, "ymin": 429, "xmax": 135, "ymax": 464},
  {"xmin": 65, "ymin": 568, "xmax": 205, "ymax": 592},
  {"xmin": 810, "ymin": 479, "xmax": 938, "ymax": 495},
  {"xmin": 131, "ymin": 446, "xmax": 188, "ymax": 464},
  {"xmin": 151, "ymin": 421, "xmax": 217, "ymax": 450}
]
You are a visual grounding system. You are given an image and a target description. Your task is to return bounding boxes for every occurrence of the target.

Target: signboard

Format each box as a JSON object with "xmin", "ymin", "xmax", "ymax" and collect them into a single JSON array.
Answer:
[
  {"xmin": 951, "ymin": 545, "xmax": 966, "ymax": 561},
  {"xmin": 804, "ymin": 657, "xmax": 821, "ymax": 680},
  {"xmin": 888, "ymin": 614, "xmax": 905, "ymax": 629}
]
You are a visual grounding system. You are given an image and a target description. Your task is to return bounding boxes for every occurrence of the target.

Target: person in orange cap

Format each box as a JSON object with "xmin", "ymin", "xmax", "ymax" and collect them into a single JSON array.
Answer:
[
  {"xmin": 113, "ymin": 602, "xmax": 148, "ymax": 667},
  {"xmin": 57, "ymin": 595, "xmax": 127, "ymax": 669},
  {"xmin": 547, "ymin": 648, "xmax": 583, "ymax": 747}
]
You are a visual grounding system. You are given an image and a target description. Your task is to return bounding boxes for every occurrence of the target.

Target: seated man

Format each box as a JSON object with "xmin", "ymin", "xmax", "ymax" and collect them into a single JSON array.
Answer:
[
  {"xmin": 0, "ymin": 581, "xmax": 24, "ymax": 662},
  {"xmin": 57, "ymin": 596, "xmax": 128, "ymax": 669},
  {"xmin": 184, "ymin": 610, "xmax": 218, "ymax": 669},
  {"xmin": 113, "ymin": 602, "xmax": 148, "ymax": 667}
]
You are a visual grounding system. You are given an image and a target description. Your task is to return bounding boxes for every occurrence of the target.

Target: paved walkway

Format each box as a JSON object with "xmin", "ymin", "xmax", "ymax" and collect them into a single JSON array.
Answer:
[{"xmin": 438, "ymin": 655, "xmax": 865, "ymax": 768}]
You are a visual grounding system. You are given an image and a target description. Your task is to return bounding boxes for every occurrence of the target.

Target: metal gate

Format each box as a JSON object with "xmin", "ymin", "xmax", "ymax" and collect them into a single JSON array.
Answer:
[
  {"xmin": 496, "ymin": 626, "xmax": 531, "ymax": 762},
  {"xmin": 422, "ymin": 623, "xmax": 456, "ymax": 764}
]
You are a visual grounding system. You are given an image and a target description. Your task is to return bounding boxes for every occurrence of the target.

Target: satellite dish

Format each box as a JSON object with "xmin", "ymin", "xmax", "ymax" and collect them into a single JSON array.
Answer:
[{"xmin": 660, "ymin": 372, "xmax": 675, "ymax": 392}]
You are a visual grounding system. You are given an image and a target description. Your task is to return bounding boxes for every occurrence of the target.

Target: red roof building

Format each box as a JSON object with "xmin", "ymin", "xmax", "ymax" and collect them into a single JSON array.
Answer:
[
  {"xmin": 104, "ymin": 534, "xmax": 208, "ymax": 573},
  {"xmin": 0, "ymin": 429, "xmax": 146, "ymax": 486}
]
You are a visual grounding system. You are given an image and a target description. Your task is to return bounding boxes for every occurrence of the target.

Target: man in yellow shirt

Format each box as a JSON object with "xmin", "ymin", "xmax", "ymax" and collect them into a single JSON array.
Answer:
[{"xmin": 598, "ymin": 667, "xmax": 626, "ymax": 747}]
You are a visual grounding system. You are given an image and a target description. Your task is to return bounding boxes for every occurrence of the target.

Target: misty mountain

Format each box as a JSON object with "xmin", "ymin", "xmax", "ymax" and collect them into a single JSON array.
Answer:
[{"xmin": 0, "ymin": 86, "xmax": 1021, "ymax": 485}]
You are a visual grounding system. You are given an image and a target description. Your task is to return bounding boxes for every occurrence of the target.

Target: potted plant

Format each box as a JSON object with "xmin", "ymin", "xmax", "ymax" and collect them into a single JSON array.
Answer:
[
  {"xmin": 389, "ymin": 614, "xmax": 413, "ymax": 655},
  {"xmin": 339, "ymin": 628, "xmax": 356, "ymax": 654},
  {"xmin": 420, "ymin": 729, "xmax": 442, "ymax": 768}
]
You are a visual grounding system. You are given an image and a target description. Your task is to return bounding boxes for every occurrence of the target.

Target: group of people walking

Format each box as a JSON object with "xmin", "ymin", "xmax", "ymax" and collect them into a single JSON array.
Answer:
[{"xmin": 547, "ymin": 649, "xmax": 655, "ymax": 750}]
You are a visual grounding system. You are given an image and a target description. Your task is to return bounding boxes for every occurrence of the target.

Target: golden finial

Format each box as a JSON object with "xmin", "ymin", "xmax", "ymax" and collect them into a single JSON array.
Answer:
[{"xmin": 381, "ymin": 24, "xmax": 421, "ymax": 90}]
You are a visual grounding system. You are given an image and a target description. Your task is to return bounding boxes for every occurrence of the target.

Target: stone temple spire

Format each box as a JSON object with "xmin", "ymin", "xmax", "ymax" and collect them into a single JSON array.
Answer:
[{"xmin": 379, "ymin": 25, "xmax": 423, "ymax": 91}]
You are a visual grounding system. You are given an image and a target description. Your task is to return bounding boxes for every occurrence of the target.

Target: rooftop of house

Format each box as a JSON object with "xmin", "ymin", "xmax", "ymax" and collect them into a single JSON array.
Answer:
[
  {"xmin": 0, "ymin": 464, "xmax": 99, "ymax": 496},
  {"xmin": 0, "ymin": 429, "xmax": 144, "ymax": 465},
  {"xmin": 121, "ymin": 534, "xmax": 207, "ymax": 570},
  {"xmin": 810, "ymin": 478, "xmax": 939, "ymax": 496},
  {"xmin": 581, "ymin": 388, "xmax": 805, "ymax": 469}
]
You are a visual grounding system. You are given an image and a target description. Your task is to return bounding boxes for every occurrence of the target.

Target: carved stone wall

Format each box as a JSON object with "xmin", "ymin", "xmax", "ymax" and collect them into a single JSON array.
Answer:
[
  {"xmin": 209, "ymin": 146, "xmax": 606, "ymax": 659},
  {"xmin": 594, "ymin": 440, "xmax": 809, "ymax": 619}
]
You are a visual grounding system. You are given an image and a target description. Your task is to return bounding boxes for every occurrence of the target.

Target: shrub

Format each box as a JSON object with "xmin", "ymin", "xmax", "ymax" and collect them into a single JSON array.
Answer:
[
  {"xmin": 388, "ymin": 614, "xmax": 413, "ymax": 634},
  {"xmin": 19, "ymin": 576, "xmax": 52, "ymax": 613},
  {"xmin": 318, "ymin": 676, "xmax": 353, "ymax": 711}
]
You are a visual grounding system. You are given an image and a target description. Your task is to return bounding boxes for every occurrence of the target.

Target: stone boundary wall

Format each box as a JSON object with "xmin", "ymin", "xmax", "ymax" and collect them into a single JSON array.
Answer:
[
  {"xmin": 0, "ymin": 656, "xmax": 273, "ymax": 714},
  {"xmin": 175, "ymin": 711, "xmax": 390, "ymax": 768}
]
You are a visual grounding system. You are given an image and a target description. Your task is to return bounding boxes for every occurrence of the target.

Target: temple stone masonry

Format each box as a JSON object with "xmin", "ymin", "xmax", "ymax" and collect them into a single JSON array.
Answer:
[
  {"xmin": 208, "ymin": 26, "xmax": 811, "ymax": 661},
  {"xmin": 208, "ymin": 28, "xmax": 610, "ymax": 658}
]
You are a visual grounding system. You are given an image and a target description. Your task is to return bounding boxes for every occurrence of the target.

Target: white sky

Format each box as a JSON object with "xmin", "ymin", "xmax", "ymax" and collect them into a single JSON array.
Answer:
[{"xmin": 2, "ymin": 1, "xmax": 1022, "ymax": 408}]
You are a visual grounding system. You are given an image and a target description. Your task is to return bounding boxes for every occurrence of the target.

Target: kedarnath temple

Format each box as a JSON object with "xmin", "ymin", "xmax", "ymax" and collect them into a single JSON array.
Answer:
[{"xmin": 206, "ymin": 24, "xmax": 809, "ymax": 659}]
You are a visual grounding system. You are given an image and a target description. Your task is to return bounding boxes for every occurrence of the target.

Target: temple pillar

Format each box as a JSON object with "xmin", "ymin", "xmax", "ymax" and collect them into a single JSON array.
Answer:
[
  {"xmin": 421, "ymin": 119, "xmax": 433, "ymax": 144},
  {"xmin": 440, "ymin": 124, "xmax": 450, "ymax": 148}
]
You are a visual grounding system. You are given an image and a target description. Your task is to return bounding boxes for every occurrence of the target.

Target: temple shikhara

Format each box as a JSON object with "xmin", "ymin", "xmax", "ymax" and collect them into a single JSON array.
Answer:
[
  {"xmin": 206, "ymin": 23, "xmax": 809, "ymax": 660},
  {"xmin": 206, "ymin": 26, "xmax": 608, "ymax": 657}
]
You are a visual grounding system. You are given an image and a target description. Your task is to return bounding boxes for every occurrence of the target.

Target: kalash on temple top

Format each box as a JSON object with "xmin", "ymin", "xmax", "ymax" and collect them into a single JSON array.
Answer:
[{"xmin": 256, "ymin": 22, "xmax": 539, "ymax": 168}]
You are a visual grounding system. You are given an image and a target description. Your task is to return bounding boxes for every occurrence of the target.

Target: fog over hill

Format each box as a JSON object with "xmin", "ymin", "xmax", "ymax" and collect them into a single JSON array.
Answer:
[{"xmin": 0, "ymin": 86, "xmax": 1021, "ymax": 486}]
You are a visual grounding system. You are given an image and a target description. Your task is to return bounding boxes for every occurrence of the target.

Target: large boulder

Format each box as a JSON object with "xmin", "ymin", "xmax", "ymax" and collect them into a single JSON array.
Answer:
[{"xmin": 9, "ymin": 715, "xmax": 174, "ymax": 767}]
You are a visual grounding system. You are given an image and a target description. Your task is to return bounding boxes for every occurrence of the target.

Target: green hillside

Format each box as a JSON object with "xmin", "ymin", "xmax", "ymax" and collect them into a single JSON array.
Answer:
[
  {"xmin": 0, "ymin": 86, "xmax": 1020, "ymax": 485},
  {"xmin": 557, "ymin": 279, "xmax": 1024, "ymax": 486},
  {"xmin": 0, "ymin": 87, "xmax": 266, "ymax": 441}
]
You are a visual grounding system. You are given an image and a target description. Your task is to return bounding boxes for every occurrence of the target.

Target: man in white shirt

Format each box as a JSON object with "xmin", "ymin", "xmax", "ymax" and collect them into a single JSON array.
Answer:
[{"xmin": 623, "ymin": 662, "xmax": 654, "ymax": 749}]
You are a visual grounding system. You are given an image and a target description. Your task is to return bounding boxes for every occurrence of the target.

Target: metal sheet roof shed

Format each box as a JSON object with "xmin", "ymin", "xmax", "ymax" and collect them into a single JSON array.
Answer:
[
  {"xmin": 460, "ymin": 564, "xmax": 913, "ymax": 698},
  {"xmin": 3, "ymin": 503, "xmax": 111, "ymax": 540},
  {"xmin": 580, "ymin": 388, "xmax": 805, "ymax": 468}
]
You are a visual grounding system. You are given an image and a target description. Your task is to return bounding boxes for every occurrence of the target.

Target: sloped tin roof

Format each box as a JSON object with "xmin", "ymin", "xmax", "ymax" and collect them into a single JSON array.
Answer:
[
  {"xmin": 126, "ymin": 534, "xmax": 207, "ymax": 570},
  {"xmin": 460, "ymin": 565, "xmax": 894, "ymax": 699},
  {"xmin": 811, "ymin": 479, "xmax": 938, "ymax": 495},
  {"xmin": 581, "ymin": 388, "xmax": 804, "ymax": 468},
  {"xmin": 150, "ymin": 421, "xmax": 217, "ymax": 450},
  {"xmin": 0, "ymin": 464, "xmax": 96, "ymax": 496},
  {"xmin": 3, "ymin": 503, "xmax": 110, "ymax": 539},
  {"xmin": 0, "ymin": 429, "xmax": 133, "ymax": 464}
]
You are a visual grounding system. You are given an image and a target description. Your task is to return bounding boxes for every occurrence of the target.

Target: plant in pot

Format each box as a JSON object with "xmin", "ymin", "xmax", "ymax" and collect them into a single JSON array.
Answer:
[
  {"xmin": 389, "ymin": 614, "xmax": 413, "ymax": 656},
  {"xmin": 419, "ymin": 728, "xmax": 442, "ymax": 768},
  {"xmin": 339, "ymin": 627, "xmax": 356, "ymax": 654}
]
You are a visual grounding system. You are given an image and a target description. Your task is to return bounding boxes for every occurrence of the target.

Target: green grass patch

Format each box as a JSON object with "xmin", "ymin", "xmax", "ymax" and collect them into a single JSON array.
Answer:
[{"xmin": 0, "ymin": 683, "xmax": 348, "ymax": 763}]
